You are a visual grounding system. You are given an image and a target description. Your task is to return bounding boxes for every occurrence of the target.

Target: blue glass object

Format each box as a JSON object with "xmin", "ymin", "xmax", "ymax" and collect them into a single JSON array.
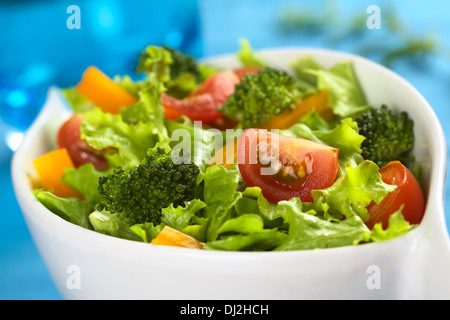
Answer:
[{"xmin": 0, "ymin": 0, "xmax": 203, "ymax": 145}]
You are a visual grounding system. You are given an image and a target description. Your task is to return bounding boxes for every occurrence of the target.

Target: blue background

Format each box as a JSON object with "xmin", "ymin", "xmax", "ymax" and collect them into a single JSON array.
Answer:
[{"xmin": 1, "ymin": 0, "xmax": 449, "ymax": 299}]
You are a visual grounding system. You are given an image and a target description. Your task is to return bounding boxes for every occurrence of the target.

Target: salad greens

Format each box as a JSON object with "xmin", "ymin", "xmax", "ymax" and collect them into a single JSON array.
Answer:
[{"xmin": 32, "ymin": 41, "xmax": 418, "ymax": 251}]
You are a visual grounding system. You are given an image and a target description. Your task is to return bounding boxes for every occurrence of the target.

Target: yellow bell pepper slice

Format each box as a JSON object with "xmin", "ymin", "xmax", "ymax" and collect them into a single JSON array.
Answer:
[
  {"xmin": 32, "ymin": 148, "xmax": 83, "ymax": 199},
  {"xmin": 151, "ymin": 226, "xmax": 204, "ymax": 249},
  {"xmin": 258, "ymin": 90, "xmax": 332, "ymax": 130},
  {"xmin": 76, "ymin": 66, "xmax": 138, "ymax": 114}
]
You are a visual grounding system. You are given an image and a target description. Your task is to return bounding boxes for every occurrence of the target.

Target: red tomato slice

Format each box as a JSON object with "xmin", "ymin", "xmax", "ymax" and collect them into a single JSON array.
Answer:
[
  {"xmin": 56, "ymin": 115, "xmax": 109, "ymax": 171},
  {"xmin": 237, "ymin": 129, "xmax": 339, "ymax": 203},
  {"xmin": 162, "ymin": 70, "xmax": 240, "ymax": 124},
  {"xmin": 366, "ymin": 161, "xmax": 425, "ymax": 229}
]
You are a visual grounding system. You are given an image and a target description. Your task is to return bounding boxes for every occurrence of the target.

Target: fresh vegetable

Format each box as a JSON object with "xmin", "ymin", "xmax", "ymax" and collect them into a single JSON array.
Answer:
[
  {"xmin": 366, "ymin": 161, "xmax": 425, "ymax": 229},
  {"xmin": 160, "ymin": 45, "xmax": 201, "ymax": 83},
  {"xmin": 237, "ymin": 129, "xmax": 339, "ymax": 203},
  {"xmin": 76, "ymin": 66, "xmax": 138, "ymax": 114},
  {"xmin": 32, "ymin": 42, "xmax": 425, "ymax": 252},
  {"xmin": 80, "ymin": 88, "xmax": 169, "ymax": 169},
  {"xmin": 258, "ymin": 90, "xmax": 332, "ymax": 130},
  {"xmin": 151, "ymin": 226, "xmax": 204, "ymax": 249},
  {"xmin": 57, "ymin": 114, "xmax": 109, "ymax": 171},
  {"xmin": 96, "ymin": 144, "xmax": 200, "ymax": 225},
  {"xmin": 237, "ymin": 38, "xmax": 268, "ymax": 68},
  {"xmin": 162, "ymin": 70, "xmax": 240, "ymax": 124},
  {"xmin": 233, "ymin": 66, "xmax": 262, "ymax": 80},
  {"xmin": 221, "ymin": 68, "xmax": 304, "ymax": 128},
  {"xmin": 356, "ymin": 105, "xmax": 414, "ymax": 167},
  {"xmin": 138, "ymin": 45, "xmax": 201, "ymax": 99},
  {"xmin": 33, "ymin": 148, "xmax": 83, "ymax": 199},
  {"xmin": 209, "ymin": 137, "xmax": 239, "ymax": 170}
]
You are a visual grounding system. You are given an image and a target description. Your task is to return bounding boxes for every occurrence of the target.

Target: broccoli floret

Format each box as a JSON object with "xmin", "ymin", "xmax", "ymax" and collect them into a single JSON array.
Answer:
[
  {"xmin": 162, "ymin": 45, "xmax": 201, "ymax": 83},
  {"xmin": 355, "ymin": 105, "xmax": 414, "ymax": 167},
  {"xmin": 97, "ymin": 146, "xmax": 200, "ymax": 225},
  {"xmin": 221, "ymin": 68, "xmax": 303, "ymax": 128}
]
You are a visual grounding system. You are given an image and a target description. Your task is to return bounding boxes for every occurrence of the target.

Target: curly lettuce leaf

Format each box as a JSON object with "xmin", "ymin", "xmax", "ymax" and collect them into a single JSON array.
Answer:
[
  {"xmin": 237, "ymin": 39, "xmax": 268, "ymax": 68},
  {"xmin": 80, "ymin": 88, "xmax": 169, "ymax": 169},
  {"xmin": 61, "ymin": 87, "xmax": 94, "ymax": 113},
  {"xmin": 282, "ymin": 117, "xmax": 366, "ymax": 171},
  {"xmin": 88, "ymin": 210, "xmax": 143, "ymax": 242},
  {"xmin": 61, "ymin": 163, "xmax": 107, "ymax": 203},
  {"xmin": 161, "ymin": 199, "xmax": 207, "ymax": 231},
  {"xmin": 289, "ymin": 55, "xmax": 322, "ymax": 92},
  {"xmin": 33, "ymin": 189, "xmax": 93, "ymax": 230},
  {"xmin": 80, "ymin": 107, "xmax": 155, "ymax": 168},
  {"xmin": 204, "ymin": 214, "xmax": 286, "ymax": 251},
  {"xmin": 166, "ymin": 117, "xmax": 227, "ymax": 180},
  {"xmin": 312, "ymin": 160, "xmax": 397, "ymax": 221},
  {"xmin": 202, "ymin": 164, "xmax": 242, "ymax": 242},
  {"xmin": 136, "ymin": 45, "xmax": 172, "ymax": 83},
  {"xmin": 369, "ymin": 207, "xmax": 416, "ymax": 242},
  {"xmin": 130, "ymin": 222, "xmax": 164, "ymax": 243},
  {"xmin": 308, "ymin": 60, "xmax": 370, "ymax": 117},
  {"xmin": 274, "ymin": 197, "xmax": 371, "ymax": 251}
]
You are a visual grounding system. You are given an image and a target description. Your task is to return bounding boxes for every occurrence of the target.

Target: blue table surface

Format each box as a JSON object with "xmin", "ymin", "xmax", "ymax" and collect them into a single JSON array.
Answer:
[{"xmin": 1, "ymin": 0, "xmax": 450, "ymax": 300}]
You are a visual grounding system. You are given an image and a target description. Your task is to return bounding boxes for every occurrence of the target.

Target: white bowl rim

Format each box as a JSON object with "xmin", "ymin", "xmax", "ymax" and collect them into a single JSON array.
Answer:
[{"xmin": 11, "ymin": 46, "xmax": 450, "ymax": 259}]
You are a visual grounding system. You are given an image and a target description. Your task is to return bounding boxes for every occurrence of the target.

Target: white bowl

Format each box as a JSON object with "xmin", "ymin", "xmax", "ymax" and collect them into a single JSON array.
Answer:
[{"xmin": 11, "ymin": 48, "xmax": 450, "ymax": 300}]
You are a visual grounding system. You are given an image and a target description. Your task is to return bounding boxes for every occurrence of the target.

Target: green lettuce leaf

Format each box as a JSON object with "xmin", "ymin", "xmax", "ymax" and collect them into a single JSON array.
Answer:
[
  {"xmin": 282, "ymin": 117, "xmax": 366, "ymax": 171},
  {"xmin": 161, "ymin": 199, "xmax": 207, "ymax": 231},
  {"xmin": 88, "ymin": 210, "xmax": 143, "ymax": 241},
  {"xmin": 289, "ymin": 55, "xmax": 322, "ymax": 92},
  {"xmin": 307, "ymin": 60, "xmax": 371, "ymax": 117},
  {"xmin": 61, "ymin": 163, "xmax": 107, "ymax": 203},
  {"xmin": 80, "ymin": 88, "xmax": 169, "ymax": 169},
  {"xmin": 274, "ymin": 197, "xmax": 371, "ymax": 251},
  {"xmin": 237, "ymin": 39, "xmax": 268, "ymax": 68},
  {"xmin": 298, "ymin": 110, "xmax": 334, "ymax": 131},
  {"xmin": 61, "ymin": 87, "xmax": 94, "ymax": 113},
  {"xmin": 181, "ymin": 216, "xmax": 210, "ymax": 242},
  {"xmin": 136, "ymin": 45, "xmax": 172, "ymax": 83},
  {"xmin": 202, "ymin": 164, "xmax": 242, "ymax": 242},
  {"xmin": 33, "ymin": 189, "xmax": 93, "ymax": 230},
  {"xmin": 166, "ymin": 117, "xmax": 227, "ymax": 180},
  {"xmin": 204, "ymin": 214, "xmax": 287, "ymax": 251},
  {"xmin": 130, "ymin": 222, "xmax": 164, "ymax": 243},
  {"xmin": 80, "ymin": 107, "xmax": 155, "ymax": 168},
  {"xmin": 369, "ymin": 207, "xmax": 416, "ymax": 242},
  {"xmin": 311, "ymin": 161, "xmax": 397, "ymax": 221}
]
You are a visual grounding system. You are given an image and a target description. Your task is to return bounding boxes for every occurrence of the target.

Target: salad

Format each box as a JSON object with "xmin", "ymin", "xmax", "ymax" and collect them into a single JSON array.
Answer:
[{"xmin": 30, "ymin": 40, "xmax": 425, "ymax": 251}]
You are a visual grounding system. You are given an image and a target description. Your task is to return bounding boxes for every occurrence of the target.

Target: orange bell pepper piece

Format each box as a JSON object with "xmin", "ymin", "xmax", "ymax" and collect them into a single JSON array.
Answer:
[
  {"xmin": 76, "ymin": 66, "xmax": 138, "ymax": 114},
  {"xmin": 151, "ymin": 226, "xmax": 204, "ymax": 249},
  {"xmin": 209, "ymin": 137, "xmax": 239, "ymax": 170},
  {"xmin": 258, "ymin": 90, "xmax": 332, "ymax": 130},
  {"xmin": 32, "ymin": 148, "xmax": 83, "ymax": 199}
]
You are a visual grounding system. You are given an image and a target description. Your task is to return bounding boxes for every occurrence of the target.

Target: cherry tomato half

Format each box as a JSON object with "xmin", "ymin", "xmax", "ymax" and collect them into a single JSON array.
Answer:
[
  {"xmin": 162, "ymin": 70, "xmax": 240, "ymax": 124},
  {"xmin": 366, "ymin": 161, "xmax": 425, "ymax": 229},
  {"xmin": 237, "ymin": 129, "xmax": 339, "ymax": 203},
  {"xmin": 56, "ymin": 115, "xmax": 109, "ymax": 171}
]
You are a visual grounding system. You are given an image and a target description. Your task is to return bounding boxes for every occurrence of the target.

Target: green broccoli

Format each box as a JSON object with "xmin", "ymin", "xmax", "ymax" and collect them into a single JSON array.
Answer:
[
  {"xmin": 96, "ymin": 146, "xmax": 200, "ymax": 225},
  {"xmin": 355, "ymin": 105, "xmax": 414, "ymax": 167},
  {"xmin": 136, "ymin": 45, "xmax": 200, "ymax": 98},
  {"xmin": 221, "ymin": 68, "xmax": 304, "ymax": 128},
  {"xmin": 162, "ymin": 45, "xmax": 201, "ymax": 83}
]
